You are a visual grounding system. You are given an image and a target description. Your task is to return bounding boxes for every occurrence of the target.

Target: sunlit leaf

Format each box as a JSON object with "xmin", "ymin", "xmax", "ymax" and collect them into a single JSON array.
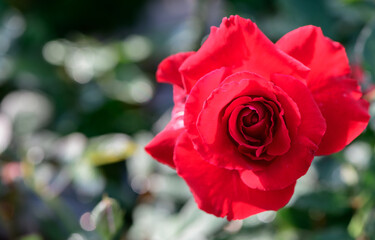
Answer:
[{"xmin": 85, "ymin": 133, "xmax": 136, "ymax": 166}]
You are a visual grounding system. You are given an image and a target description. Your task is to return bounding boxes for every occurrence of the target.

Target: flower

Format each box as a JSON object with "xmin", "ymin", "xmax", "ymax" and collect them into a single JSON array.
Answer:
[{"xmin": 145, "ymin": 15, "xmax": 370, "ymax": 220}]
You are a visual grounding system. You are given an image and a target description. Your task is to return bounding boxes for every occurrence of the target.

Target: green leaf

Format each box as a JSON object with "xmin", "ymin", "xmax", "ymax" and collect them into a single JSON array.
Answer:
[
  {"xmin": 91, "ymin": 195, "xmax": 124, "ymax": 240},
  {"xmin": 311, "ymin": 227, "xmax": 353, "ymax": 240},
  {"xmin": 19, "ymin": 234, "xmax": 43, "ymax": 240},
  {"xmin": 293, "ymin": 190, "xmax": 350, "ymax": 214},
  {"xmin": 85, "ymin": 133, "xmax": 136, "ymax": 166}
]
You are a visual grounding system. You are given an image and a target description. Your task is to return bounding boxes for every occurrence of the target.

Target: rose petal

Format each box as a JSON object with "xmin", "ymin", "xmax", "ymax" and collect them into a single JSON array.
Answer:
[
  {"xmin": 179, "ymin": 15, "xmax": 310, "ymax": 93},
  {"xmin": 239, "ymin": 135, "xmax": 317, "ymax": 190},
  {"xmin": 174, "ymin": 132, "xmax": 296, "ymax": 220},
  {"xmin": 191, "ymin": 72, "xmax": 299, "ymax": 171},
  {"xmin": 233, "ymin": 97, "xmax": 290, "ymax": 159},
  {"xmin": 195, "ymin": 76, "xmax": 278, "ymax": 170},
  {"xmin": 145, "ymin": 86, "xmax": 186, "ymax": 168},
  {"xmin": 241, "ymin": 118, "xmax": 268, "ymax": 143},
  {"xmin": 276, "ymin": 26, "xmax": 350, "ymax": 83},
  {"xmin": 184, "ymin": 67, "xmax": 228, "ymax": 152},
  {"xmin": 276, "ymin": 26, "xmax": 369, "ymax": 155},
  {"xmin": 172, "ymin": 83, "xmax": 187, "ymax": 106},
  {"xmin": 240, "ymin": 74, "xmax": 326, "ymax": 190},
  {"xmin": 156, "ymin": 51, "xmax": 195, "ymax": 88},
  {"xmin": 228, "ymin": 106, "xmax": 260, "ymax": 146},
  {"xmin": 311, "ymin": 77, "xmax": 369, "ymax": 155},
  {"xmin": 264, "ymin": 101, "xmax": 291, "ymax": 156},
  {"xmin": 227, "ymin": 98, "xmax": 271, "ymax": 145}
]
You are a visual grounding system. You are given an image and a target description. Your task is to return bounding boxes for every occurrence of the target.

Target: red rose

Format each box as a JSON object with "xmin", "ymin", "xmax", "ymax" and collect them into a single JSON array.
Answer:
[{"xmin": 145, "ymin": 16, "xmax": 370, "ymax": 220}]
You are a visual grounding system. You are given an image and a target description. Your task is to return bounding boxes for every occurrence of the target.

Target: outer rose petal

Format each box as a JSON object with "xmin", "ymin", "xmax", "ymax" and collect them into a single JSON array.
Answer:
[
  {"xmin": 276, "ymin": 26, "xmax": 370, "ymax": 155},
  {"xmin": 184, "ymin": 68, "xmax": 228, "ymax": 155},
  {"xmin": 145, "ymin": 86, "xmax": 186, "ymax": 168},
  {"xmin": 179, "ymin": 15, "xmax": 310, "ymax": 93},
  {"xmin": 174, "ymin": 132, "xmax": 296, "ymax": 220},
  {"xmin": 271, "ymin": 74, "xmax": 327, "ymax": 147},
  {"xmin": 240, "ymin": 74, "xmax": 326, "ymax": 190},
  {"xmin": 156, "ymin": 51, "xmax": 195, "ymax": 88},
  {"xmin": 312, "ymin": 77, "xmax": 369, "ymax": 155}
]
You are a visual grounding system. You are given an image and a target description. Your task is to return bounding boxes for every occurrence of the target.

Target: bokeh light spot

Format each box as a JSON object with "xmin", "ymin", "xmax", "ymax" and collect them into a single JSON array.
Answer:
[{"xmin": 80, "ymin": 212, "xmax": 96, "ymax": 231}]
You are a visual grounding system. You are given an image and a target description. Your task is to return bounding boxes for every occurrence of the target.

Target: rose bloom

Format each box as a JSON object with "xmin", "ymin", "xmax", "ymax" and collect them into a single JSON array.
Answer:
[{"xmin": 145, "ymin": 15, "xmax": 370, "ymax": 220}]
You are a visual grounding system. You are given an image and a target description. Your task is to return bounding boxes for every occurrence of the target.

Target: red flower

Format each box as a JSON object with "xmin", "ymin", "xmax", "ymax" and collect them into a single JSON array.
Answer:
[{"xmin": 145, "ymin": 16, "xmax": 370, "ymax": 220}]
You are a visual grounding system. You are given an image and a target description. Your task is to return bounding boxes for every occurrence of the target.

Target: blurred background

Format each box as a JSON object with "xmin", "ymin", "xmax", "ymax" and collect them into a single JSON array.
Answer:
[{"xmin": 1, "ymin": 0, "xmax": 375, "ymax": 239}]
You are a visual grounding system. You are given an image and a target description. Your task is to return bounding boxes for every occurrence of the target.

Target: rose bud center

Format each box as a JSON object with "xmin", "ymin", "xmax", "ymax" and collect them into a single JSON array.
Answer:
[
  {"xmin": 242, "ymin": 111, "xmax": 259, "ymax": 127},
  {"xmin": 227, "ymin": 96, "xmax": 288, "ymax": 161}
]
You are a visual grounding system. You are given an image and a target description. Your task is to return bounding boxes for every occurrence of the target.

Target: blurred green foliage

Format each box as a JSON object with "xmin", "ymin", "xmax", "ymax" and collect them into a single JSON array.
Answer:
[{"xmin": 0, "ymin": 0, "xmax": 375, "ymax": 239}]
